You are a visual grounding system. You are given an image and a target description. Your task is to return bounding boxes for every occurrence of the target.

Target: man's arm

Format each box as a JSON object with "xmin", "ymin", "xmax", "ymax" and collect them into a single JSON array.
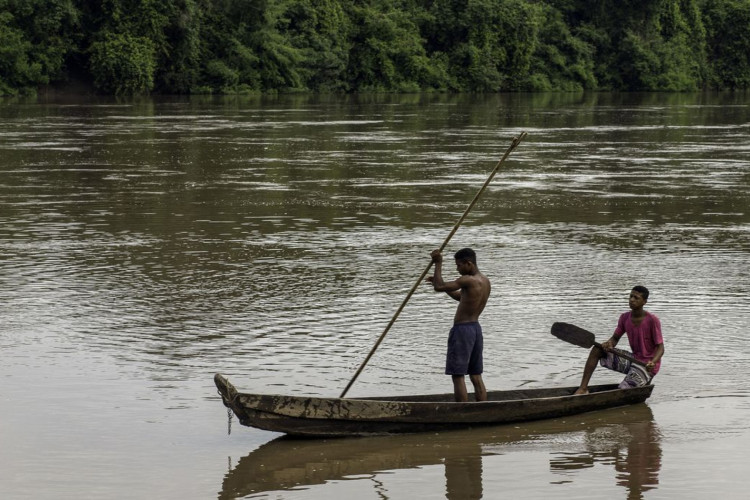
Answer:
[
  {"xmin": 646, "ymin": 315, "xmax": 665, "ymax": 373},
  {"xmin": 428, "ymin": 249, "xmax": 461, "ymax": 301},
  {"xmin": 432, "ymin": 276, "xmax": 462, "ymax": 301},
  {"xmin": 646, "ymin": 343, "xmax": 664, "ymax": 373},
  {"xmin": 600, "ymin": 335, "xmax": 621, "ymax": 351}
]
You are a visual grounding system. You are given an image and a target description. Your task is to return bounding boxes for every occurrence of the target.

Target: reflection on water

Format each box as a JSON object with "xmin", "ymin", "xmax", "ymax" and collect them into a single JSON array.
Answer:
[
  {"xmin": 550, "ymin": 406, "xmax": 661, "ymax": 499},
  {"xmin": 219, "ymin": 405, "xmax": 659, "ymax": 499},
  {"xmin": 445, "ymin": 453, "xmax": 483, "ymax": 500}
]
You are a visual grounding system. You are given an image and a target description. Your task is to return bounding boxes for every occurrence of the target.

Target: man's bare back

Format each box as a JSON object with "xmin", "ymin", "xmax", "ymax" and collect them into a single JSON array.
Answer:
[
  {"xmin": 428, "ymin": 248, "xmax": 491, "ymax": 322},
  {"xmin": 451, "ymin": 272, "xmax": 490, "ymax": 323}
]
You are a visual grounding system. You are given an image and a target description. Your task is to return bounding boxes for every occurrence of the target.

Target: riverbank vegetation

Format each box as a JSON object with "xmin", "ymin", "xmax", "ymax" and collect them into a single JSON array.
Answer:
[{"xmin": 1, "ymin": 0, "xmax": 749, "ymax": 96}]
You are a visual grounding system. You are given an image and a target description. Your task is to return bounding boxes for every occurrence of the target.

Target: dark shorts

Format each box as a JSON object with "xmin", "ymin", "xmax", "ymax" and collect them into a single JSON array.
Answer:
[
  {"xmin": 600, "ymin": 349, "xmax": 652, "ymax": 389},
  {"xmin": 445, "ymin": 322, "xmax": 483, "ymax": 375}
]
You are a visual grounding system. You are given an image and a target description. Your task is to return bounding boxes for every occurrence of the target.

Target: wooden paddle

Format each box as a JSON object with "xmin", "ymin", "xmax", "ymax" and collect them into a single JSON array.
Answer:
[
  {"xmin": 550, "ymin": 322, "xmax": 646, "ymax": 367},
  {"xmin": 339, "ymin": 132, "xmax": 528, "ymax": 398}
]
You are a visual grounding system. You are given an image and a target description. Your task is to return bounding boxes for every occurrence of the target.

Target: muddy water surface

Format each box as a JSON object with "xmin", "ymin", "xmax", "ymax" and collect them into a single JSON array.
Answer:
[{"xmin": 1, "ymin": 92, "xmax": 749, "ymax": 499}]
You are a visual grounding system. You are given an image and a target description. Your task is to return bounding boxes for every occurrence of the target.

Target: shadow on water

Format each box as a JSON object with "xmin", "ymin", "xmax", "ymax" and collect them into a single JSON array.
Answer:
[{"xmin": 218, "ymin": 404, "xmax": 660, "ymax": 499}]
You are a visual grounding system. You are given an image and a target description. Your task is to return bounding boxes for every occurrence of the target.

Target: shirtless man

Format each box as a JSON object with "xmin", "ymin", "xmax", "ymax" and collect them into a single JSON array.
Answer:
[{"xmin": 427, "ymin": 248, "xmax": 491, "ymax": 402}]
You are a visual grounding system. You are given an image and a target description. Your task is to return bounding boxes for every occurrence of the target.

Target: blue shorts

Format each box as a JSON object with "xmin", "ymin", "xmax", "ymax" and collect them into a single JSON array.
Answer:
[
  {"xmin": 600, "ymin": 349, "xmax": 651, "ymax": 388},
  {"xmin": 445, "ymin": 322, "xmax": 483, "ymax": 375}
]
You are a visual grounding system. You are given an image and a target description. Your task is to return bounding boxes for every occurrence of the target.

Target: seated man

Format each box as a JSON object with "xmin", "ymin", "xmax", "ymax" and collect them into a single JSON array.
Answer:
[{"xmin": 574, "ymin": 286, "xmax": 664, "ymax": 395}]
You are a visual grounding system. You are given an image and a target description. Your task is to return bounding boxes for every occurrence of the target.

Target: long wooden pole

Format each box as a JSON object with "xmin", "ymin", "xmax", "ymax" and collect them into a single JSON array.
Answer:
[{"xmin": 339, "ymin": 132, "xmax": 528, "ymax": 398}]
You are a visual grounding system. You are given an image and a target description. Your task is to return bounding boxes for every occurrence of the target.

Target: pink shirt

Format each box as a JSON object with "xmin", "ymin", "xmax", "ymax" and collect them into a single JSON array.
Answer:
[{"xmin": 614, "ymin": 311, "xmax": 664, "ymax": 374}]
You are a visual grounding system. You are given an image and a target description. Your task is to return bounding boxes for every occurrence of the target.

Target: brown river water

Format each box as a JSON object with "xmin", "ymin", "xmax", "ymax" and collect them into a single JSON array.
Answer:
[{"xmin": 1, "ymin": 92, "xmax": 749, "ymax": 499}]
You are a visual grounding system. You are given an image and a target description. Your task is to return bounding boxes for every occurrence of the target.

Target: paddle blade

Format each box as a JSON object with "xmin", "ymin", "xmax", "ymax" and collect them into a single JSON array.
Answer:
[{"xmin": 550, "ymin": 322, "xmax": 597, "ymax": 349}]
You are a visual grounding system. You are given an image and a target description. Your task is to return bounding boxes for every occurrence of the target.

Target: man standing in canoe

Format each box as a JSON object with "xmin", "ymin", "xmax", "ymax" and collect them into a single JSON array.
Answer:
[
  {"xmin": 427, "ymin": 248, "xmax": 490, "ymax": 402},
  {"xmin": 574, "ymin": 285, "xmax": 665, "ymax": 395}
]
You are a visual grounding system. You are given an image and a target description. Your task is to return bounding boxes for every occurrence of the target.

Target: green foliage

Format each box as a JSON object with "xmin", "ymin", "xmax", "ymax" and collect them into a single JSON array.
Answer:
[
  {"xmin": 283, "ymin": 0, "xmax": 353, "ymax": 92},
  {"xmin": 89, "ymin": 32, "xmax": 156, "ymax": 94},
  {"xmin": 80, "ymin": 0, "xmax": 176, "ymax": 93},
  {"xmin": 421, "ymin": 0, "xmax": 538, "ymax": 91},
  {"xmin": 0, "ymin": 11, "xmax": 41, "ymax": 95},
  {"xmin": 613, "ymin": 0, "xmax": 706, "ymax": 90},
  {"xmin": 526, "ymin": 3, "xmax": 597, "ymax": 91},
  {"xmin": 1, "ymin": 0, "xmax": 749, "ymax": 95},
  {"xmin": 548, "ymin": 0, "xmax": 709, "ymax": 90},
  {"xmin": 0, "ymin": 0, "xmax": 80, "ymax": 95},
  {"xmin": 702, "ymin": 0, "xmax": 750, "ymax": 89},
  {"xmin": 346, "ymin": 0, "xmax": 440, "ymax": 91},
  {"xmin": 203, "ymin": 59, "xmax": 239, "ymax": 91},
  {"xmin": 149, "ymin": 0, "xmax": 203, "ymax": 93},
  {"xmin": 238, "ymin": 0, "xmax": 305, "ymax": 91},
  {"xmin": 198, "ymin": 0, "xmax": 306, "ymax": 93}
]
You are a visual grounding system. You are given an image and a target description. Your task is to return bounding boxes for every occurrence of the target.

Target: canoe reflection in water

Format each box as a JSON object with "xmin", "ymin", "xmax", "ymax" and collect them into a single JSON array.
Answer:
[
  {"xmin": 550, "ymin": 404, "xmax": 661, "ymax": 499},
  {"xmin": 218, "ymin": 404, "xmax": 660, "ymax": 499}
]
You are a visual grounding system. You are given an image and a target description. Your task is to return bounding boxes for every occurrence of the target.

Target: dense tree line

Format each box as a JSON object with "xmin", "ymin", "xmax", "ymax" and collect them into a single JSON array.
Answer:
[{"xmin": 1, "ymin": 0, "xmax": 749, "ymax": 95}]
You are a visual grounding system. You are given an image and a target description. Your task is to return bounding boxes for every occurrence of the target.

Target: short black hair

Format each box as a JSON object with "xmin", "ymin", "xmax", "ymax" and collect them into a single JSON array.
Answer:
[
  {"xmin": 454, "ymin": 248, "xmax": 476, "ymax": 264},
  {"xmin": 632, "ymin": 285, "xmax": 649, "ymax": 300}
]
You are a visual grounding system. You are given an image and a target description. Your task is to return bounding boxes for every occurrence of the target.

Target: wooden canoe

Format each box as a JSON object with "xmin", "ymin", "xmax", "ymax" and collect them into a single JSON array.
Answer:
[{"xmin": 214, "ymin": 373, "xmax": 654, "ymax": 438}]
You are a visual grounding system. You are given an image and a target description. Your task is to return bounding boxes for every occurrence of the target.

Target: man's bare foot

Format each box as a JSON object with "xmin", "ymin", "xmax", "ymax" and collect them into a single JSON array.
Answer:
[{"xmin": 573, "ymin": 387, "xmax": 589, "ymax": 395}]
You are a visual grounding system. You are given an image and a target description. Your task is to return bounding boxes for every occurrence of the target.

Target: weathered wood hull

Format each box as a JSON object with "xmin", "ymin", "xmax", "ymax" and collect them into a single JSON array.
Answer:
[{"xmin": 214, "ymin": 373, "xmax": 654, "ymax": 438}]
